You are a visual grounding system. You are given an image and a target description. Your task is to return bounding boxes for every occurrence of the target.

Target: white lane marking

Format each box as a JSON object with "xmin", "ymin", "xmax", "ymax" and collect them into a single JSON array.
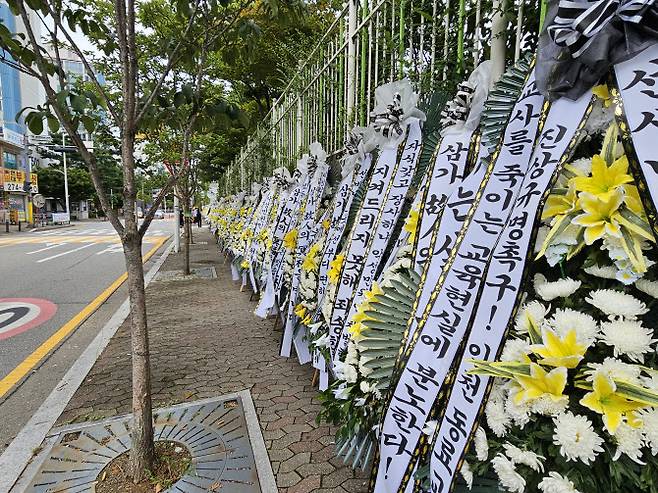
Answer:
[
  {"xmin": 26, "ymin": 243, "xmax": 68, "ymax": 255},
  {"xmin": 36, "ymin": 243, "xmax": 95, "ymax": 263},
  {"xmin": 96, "ymin": 244, "xmax": 123, "ymax": 255}
]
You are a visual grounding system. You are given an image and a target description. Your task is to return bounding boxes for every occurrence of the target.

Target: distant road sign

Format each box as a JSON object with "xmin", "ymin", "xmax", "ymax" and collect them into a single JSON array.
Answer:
[{"xmin": 33, "ymin": 194, "xmax": 46, "ymax": 208}]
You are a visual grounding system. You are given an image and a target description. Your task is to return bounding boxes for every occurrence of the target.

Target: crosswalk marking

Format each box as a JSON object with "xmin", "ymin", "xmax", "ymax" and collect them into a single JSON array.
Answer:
[{"xmin": 36, "ymin": 243, "xmax": 95, "ymax": 263}]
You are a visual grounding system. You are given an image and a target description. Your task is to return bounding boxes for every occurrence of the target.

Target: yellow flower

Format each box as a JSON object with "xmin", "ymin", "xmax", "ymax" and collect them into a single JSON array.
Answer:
[
  {"xmin": 580, "ymin": 372, "xmax": 645, "ymax": 434},
  {"xmin": 364, "ymin": 282, "xmax": 384, "ymax": 303},
  {"xmin": 513, "ymin": 363, "xmax": 567, "ymax": 404},
  {"xmin": 571, "ymin": 154, "xmax": 633, "ymax": 200},
  {"xmin": 240, "ymin": 259, "xmax": 250, "ymax": 269},
  {"xmin": 531, "ymin": 328, "xmax": 587, "ymax": 369},
  {"xmin": 352, "ymin": 302, "xmax": 373, "ymax": 324},
  {"xmin": 283, "ymin": 229, "xmax": 298, "ymax": 250},
  {"xmin": 322, "ymin": 218, "xmax": 331, "ymax": 230},
  {"xmin": 294, "ymin": 303, "xmax": 307, "ymax": 319},
  {"xmin": 302, "ymin": 242, "xmax": 322, "ymax": 272},
  {"xmin": 404, "ymin": 208, "xmax": 420, "ymax": 245},
  {"xmin": 348, "ymin": 321, "xmax": 365, "ymax": 341},
  {"xmin": 592, "ymin": 84, "xmax": 612, "ymax": 108},
  {"xmin": 573, "ymin": 191, "xmax": 624, "ymax": 245},
  {"xmin": 328, "ymin": 253, "xmax": 345, "ymax": 284},
  {"xmin": 542, "ymin": 183, "xmax": 578, "ymax": 220},
  {"xmin": 302, "ymin": 314, "xmax": 313, "ymax": 326}
]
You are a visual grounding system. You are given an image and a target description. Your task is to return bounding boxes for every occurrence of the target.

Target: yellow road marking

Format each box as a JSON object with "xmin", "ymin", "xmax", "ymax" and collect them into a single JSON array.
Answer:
[
  {"xmin": 0, "ymin": 237, "xmax": 168, "ymax": 398},
  {"xmin": 0, "ymin": 235, "xmax": 167, "ymax": 246}
]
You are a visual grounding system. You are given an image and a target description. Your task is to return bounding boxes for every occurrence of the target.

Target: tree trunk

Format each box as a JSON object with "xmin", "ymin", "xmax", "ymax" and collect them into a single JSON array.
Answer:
[
  {"xmin": 182, "ymin": 197, "xmax": 191, "ymax": 276},
  {"xmin": 123, "ymin": 230, "xmax": 156, "ymax": 481}
]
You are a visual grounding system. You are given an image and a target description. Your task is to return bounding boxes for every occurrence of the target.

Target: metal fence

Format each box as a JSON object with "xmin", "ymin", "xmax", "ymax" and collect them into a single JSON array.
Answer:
[{"xmin": 221, "ymin": 0, "xmax": 546, "ymax": 193}]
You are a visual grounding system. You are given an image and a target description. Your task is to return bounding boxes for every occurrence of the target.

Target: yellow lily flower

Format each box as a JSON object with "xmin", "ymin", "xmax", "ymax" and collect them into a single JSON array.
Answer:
[
  {"xmin": 328, "ymin": 253, "xmax": 345, "ymax": 284},
  {"xmin": 531, "ymin": 328, "xmax": 587, "ymax": 369},
  {"xmin": 302, "ymin": 314, "xmax": 313, "ymax": 326},
  {"xmin": 352, "ymin": 303, "xmax": 373, "ymax": 324},
  {"xmin": 592, "ymin": 84, "xmax": 612, "ymax": 108},
  {"xmin": 404, "ymin": 208, "xmax": 420, "ymax": 245},
  {"xmin": 571, "ymin": 154, "xmax": 633, "ymax": 200},
  {"xmin": 364, "ymin": 282, "xmax": 384, "ymax": 303},
  {"xmin": 283, "ymin": 229, "xmax": 298, "ymax": 250},
  {"xmin": 542, "ymin": 183, "xmax": 579, "ymax": 220},
  {"xmin": 514, "ymin": 363, "xmax": 567, "ymax": 404},
  {"xmin": 294, "ymin": 303, "xmax": 307, "ymax": 319},
  {"xmin": 580, "ymin": 372, "xmax": 646, "ymax": 434},
  {"xmin": 302, "ymin": 250, "xmax": 320, "ymax": 272},
  {"xmin": 573, "ymin": 191, "xmax": 624, "ymax": 245},
  {"xmin": 348, "ymin": 321, "xmax": 366, "ymax": 341},
  {"xmin": 240, "ymin": 260, "xmax": 250, "ymax": 269},
  {"xmin": 322, "ymin": 218, "xmax": 331, "ymax": 230}
]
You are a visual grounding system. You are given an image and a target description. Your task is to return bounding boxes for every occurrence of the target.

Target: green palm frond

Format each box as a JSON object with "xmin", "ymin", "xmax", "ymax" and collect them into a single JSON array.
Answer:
[
  {"xmin": 479, "ymin": 55, "xmax": 532, "ymax": 156},
  {"xmin": 358, "ymin": 268, "xmax": 420, "ymax": 392}
]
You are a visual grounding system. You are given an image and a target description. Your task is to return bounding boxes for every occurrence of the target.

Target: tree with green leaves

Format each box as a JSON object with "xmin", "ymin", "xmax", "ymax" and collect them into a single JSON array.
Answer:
[{"xmin": 0, "ymin": 0, "xmax": 210, "ymax": 481}]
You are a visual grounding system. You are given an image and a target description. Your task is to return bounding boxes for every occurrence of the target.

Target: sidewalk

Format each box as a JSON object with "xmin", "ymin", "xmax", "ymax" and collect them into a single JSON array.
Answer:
[{"xmin": 56, "ymin": 228, "xmax": 369, "ymax": 492}]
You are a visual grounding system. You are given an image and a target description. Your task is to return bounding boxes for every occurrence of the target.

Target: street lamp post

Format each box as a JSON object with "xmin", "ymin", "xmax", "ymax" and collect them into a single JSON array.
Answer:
[{"xmin": 62, "ymin": 133, "xmax": 70, "ymax": 222}]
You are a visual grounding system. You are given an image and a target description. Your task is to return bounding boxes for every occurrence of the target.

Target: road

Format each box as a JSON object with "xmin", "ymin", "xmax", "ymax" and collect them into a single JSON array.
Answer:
[{"xmin": 0, "ymin": 219, "xmax": 171, "ymax": 390}]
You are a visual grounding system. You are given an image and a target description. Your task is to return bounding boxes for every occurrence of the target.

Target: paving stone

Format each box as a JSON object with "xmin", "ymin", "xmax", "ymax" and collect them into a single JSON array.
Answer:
[{"xmin": 56, "ymin": 229, "xmax": 369, "ymax": 492}]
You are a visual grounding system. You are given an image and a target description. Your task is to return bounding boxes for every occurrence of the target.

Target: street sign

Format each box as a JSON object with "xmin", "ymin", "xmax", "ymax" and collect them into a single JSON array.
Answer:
[{"xmin": 33, "ymin": 194, "xmax": 46, "ymax": 208}]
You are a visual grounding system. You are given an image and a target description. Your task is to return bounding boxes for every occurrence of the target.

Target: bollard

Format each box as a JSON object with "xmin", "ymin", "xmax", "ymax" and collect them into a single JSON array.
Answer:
[
  {"xmin": 18, "ymin": 221, "xmax": 21, "ymax": 232},
  {"xmin": 5, "ymin": 220, "xmax": 8, "ymax": 233}
]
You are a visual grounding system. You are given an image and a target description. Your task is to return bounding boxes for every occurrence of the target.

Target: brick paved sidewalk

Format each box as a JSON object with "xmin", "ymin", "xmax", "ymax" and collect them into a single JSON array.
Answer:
[{"xmin": 56, "ymin": 228, "xmax": 369, "ymax": 492}]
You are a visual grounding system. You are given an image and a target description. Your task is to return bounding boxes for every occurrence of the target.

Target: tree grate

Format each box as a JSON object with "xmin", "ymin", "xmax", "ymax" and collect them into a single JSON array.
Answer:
[{"xmin": 21, "ymin": 394, "xmax": 264, "ymax": 492}]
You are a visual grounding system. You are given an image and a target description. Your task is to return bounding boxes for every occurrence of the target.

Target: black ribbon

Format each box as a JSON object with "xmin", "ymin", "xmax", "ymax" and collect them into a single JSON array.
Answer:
[
  {"xmin": 372, "ymin": 93, "xmax": 405, "ymax": 139},
  {"xmin": 537, "ymin": 0, "xmax": 658, "ymax": 100},
  {"xmin": 440, "ymin": 81, "xmax": 476, "ymax": 129}
]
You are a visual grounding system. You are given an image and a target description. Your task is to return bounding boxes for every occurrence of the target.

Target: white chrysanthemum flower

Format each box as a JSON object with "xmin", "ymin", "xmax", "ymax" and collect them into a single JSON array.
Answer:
[
  {"xmin": 552, "ymin": 412, "xmax": 604, "ymax": 464},
  {"xmin": 642, "ymin": 370, "xmax": 658, "ymax": 390},
  {"xmin": 501, "ymin": 339, "xmax": 531, "ymax": 362},
  {"xmin": 505, "ymin": 393, "xmax": 531, "ymax": 428},
  {"xmin": 359, "ymin": 380, "xmax": 381, "ymax": 398},
  {"xmin": 549, "ymin": 308, "xmax": 599, "ymax": 346},
  {"xmin": 359, "ymin": 357, "xmax": 374, "ymax": 377},
  {"xmin": 586, "ymin": 289, "xmax": 648, "ymax": 319},
  {"xmin": 459, "ymin": 460, "xmax": 473, "ymax": 490},
  {"xmin": 637, "ymin": 408, "xmax": 658, "ymax": 455},
  {"xmin": 492, "ymin": 454, "xmax": 526, "ymax": 493},
  {"xmin": 534, "ymin": 274, "xmax": 581, "ymax": 301},
  {"xmin": 636, "ymin": 279, "xmax": 658, "ymax": 299},
  {"xmin": 530, "ymin": 395, "xmax": 568, "ymax": 416},
  {"xmin": 339, "ymin": 363, "xmax": 358, "ymax": 383},
  {"xmin": 475, "ymin": 427, "xmax": 489, "ymax": 461},
  {"xmin": 422, "ymin": 420, "xmax": 438, "ymax": 437},
  {"xmin": 599, "ymin": 319, "xmax": 656, "ymax": 362},
  {"xmin": 584, "ymin": 264, "xmax": 618, "ymax": 280},
  {"xmin": 613, "ymin": 422, "xmax": 645, "ymax": 464},
  {"xmin": 538, "ymin": 472, "xmax": 581, "ymax": 493},
  {"xmin": 486, "ymin": 398, "xmax": 511, "ymax": 437},
  {"xmin": 587, "ymin": 357, "xmax": 642, "ymax": 383},
  {"xmin": 503, "ymin": 443, "xmax": 544, "ymax": 472},
  {"xmin": 345, "ymin": 342, "xmax": 359, "ymax": 365},
  {"xmin": 515, "ymin": 301, "xmax": 548, "ymax": 334},
  {"xmin": 355, "ymin": 397, "xmax": 366, "ymax": 407}
]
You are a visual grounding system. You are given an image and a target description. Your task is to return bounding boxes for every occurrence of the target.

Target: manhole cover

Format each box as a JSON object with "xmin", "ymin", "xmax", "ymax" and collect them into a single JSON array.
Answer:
[
  {"xmin": 22, "ymin": 393, "xmax": 271, "ymax": 492},
  {"xmin": 155, "ymin": 267, "xmax": 217, "ymax": 282}
]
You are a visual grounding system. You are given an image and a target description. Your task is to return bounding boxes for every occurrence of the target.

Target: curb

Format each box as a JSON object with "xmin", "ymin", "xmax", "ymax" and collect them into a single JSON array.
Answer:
[
  {"xmin": 0, "ymin": 240, "xmax": 174, "ymax": 493},
  {"xmin": 28, "ymin": 223, "xmax": 76, "ymax": 233}
]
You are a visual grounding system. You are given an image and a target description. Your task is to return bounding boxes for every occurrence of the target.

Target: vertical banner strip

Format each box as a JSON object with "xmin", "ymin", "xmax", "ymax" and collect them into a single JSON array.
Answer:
[
  {"xmin": 374, "ymin": 71, "xmax": 545, "ymax": 493},
  {"xmin": 430, "ymin": 92, "xmax": 593, "ymax": 493}
]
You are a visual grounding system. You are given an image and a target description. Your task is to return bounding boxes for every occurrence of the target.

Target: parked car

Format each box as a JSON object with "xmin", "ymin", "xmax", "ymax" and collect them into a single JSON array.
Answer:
[{"xmin": 154, "ymin": 209, "xmax": 165, "ymax": 219}]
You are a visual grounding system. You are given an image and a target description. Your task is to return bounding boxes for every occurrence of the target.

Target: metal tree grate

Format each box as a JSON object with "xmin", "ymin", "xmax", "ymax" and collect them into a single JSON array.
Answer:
[
  {"xmin": 155, "ymin": 266, "xmax": 217, "ymax": 281},
  {"xmin": 23, "ymin": 394, "xmax": 264, "ymax": 492}
]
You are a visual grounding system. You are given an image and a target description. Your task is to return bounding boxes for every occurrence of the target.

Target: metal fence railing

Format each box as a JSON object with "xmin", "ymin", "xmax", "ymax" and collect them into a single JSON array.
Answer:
[{"xmin": 221, "ymin": 0, "xmax": 545, "ymax": 194}]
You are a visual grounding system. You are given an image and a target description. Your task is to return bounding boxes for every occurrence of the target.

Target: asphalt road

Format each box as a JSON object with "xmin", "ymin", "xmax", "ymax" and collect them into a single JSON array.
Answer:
[{"xmin": 0, "ymin": 219, "xmax": 171, "ymax": 384}]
